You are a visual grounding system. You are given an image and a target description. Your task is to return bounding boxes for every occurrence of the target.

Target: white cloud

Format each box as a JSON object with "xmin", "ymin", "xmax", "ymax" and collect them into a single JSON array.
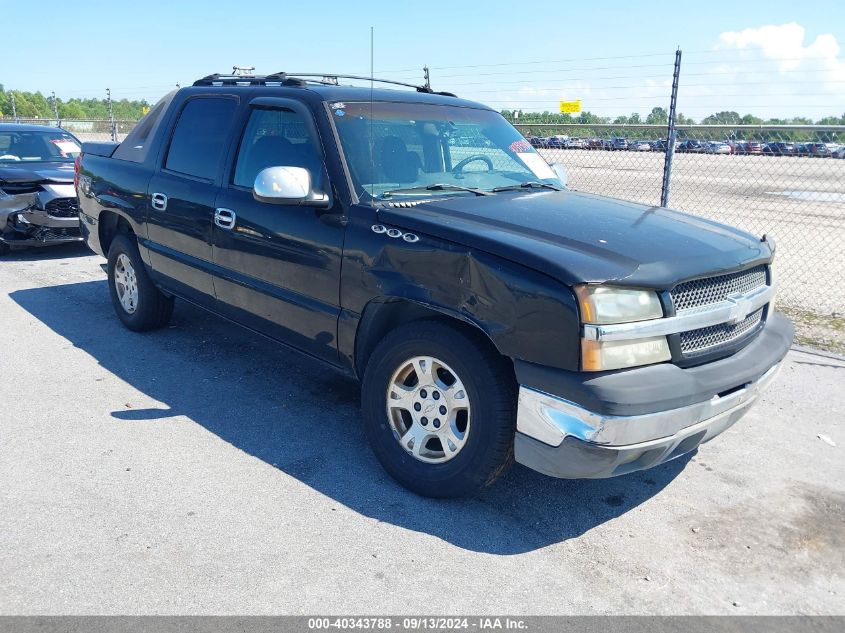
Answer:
[
  {"xmin": 715, "ymin": 23, "xmax": 845, "ymax": 93},
  {"xmin": 455, "ymin": 22, "xmax": 845, "ymax": 121}
]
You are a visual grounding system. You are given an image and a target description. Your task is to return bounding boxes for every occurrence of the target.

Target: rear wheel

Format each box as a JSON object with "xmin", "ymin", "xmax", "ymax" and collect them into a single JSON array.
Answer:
[
  {"xmin": 107, "ymin": 233, "xmax": 173, "ymax": 331},
  {"xmin": 361, "ymin": 320, "xmax": 516, "ymax": 498}
]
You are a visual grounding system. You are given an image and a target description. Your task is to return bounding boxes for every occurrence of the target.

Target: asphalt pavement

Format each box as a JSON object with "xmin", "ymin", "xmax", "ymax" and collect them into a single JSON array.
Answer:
[{"xmin": 1, "ymin": 244, "xmax": 843, "ymax": 615}]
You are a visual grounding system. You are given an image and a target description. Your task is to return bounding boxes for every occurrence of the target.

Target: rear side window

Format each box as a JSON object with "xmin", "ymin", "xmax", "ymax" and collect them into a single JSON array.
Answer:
[{"xmin": 164, "ymin": 97, "xmax": 238, "ymax": 180}]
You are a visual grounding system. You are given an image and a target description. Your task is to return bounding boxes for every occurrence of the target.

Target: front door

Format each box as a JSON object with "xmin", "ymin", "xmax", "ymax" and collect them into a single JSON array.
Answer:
[
  {"xmin": 212, "ymin": 101, "xmax": 346, "ymax": 364},
  {"xmin": 145, "ymin": 95, "xmax": 239, "ymax": 306}
]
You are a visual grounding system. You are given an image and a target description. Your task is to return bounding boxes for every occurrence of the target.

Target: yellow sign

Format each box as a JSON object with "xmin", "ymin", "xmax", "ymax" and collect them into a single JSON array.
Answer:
[
  {"xmin": 559, "ymin": 99, "xmax": 581, "ymax": 114},
  {"xmin": 142, "ymin": 106, "xmax": 150, "ymax": 115}
]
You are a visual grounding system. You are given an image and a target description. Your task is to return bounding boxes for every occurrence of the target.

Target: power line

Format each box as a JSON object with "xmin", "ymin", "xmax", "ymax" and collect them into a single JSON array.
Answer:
[
  {"xmin": 431, "ymin": 64, "xmax": 842, "ymax": 84},
  {"xmin": 377, "ymin": 48, "xmax": 842, "ymax": 74},
  {"xmin": 372, "ymin": 52, "xmax": 840, "ymax": 77}
]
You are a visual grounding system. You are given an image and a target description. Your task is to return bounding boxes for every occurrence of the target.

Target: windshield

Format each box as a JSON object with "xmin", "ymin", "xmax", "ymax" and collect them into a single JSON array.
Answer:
[
  {"xmin": 0, "ymin": 129, "xmax": 81, "ymax": 163},
  {"xmin": 329, "ymin": 101, "xmax": 562, "ymax": 199}
]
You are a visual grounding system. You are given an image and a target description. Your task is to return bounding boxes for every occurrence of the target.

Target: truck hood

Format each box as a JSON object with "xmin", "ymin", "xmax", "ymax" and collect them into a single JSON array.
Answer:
[
  {"xmin": 0, "ymin": 162, "xmax": 75, "ymax": 185},
  {"xmin": 377, "ymin": 190, "xmax": 772, "ymax": 288}
]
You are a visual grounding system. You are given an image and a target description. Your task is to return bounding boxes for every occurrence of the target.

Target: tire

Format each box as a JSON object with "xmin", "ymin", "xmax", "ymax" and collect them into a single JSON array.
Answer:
[
  {"xmin": 0, "ymin": 241, "xmax": 9, "ymax": 256},
  {"xmin": 107, "ymin": 233, "xmax": 173, "ymax": 331},
  {"xmin": 361, "ymin": 319, "xmax": 517, "ymax": 498}
]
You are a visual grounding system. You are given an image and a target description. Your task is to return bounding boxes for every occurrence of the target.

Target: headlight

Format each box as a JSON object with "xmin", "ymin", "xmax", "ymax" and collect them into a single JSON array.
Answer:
[
  {"xmin": 574, "ymin": 285, "xmax": 664, "ymax": 324},
  {"xmin": 576, "ymin": 285, "xmax": 670, "ymax": 371},
  {"xmin": 581, "ymin": 336, "xmax": 671, "ymax": 371}
]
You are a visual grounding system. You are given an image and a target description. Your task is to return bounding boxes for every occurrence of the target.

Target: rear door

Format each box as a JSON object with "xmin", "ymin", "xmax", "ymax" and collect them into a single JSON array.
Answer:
[
  {"xmin": 211, "ymin": 99, "xmax": 346, "ymax": 364},
  {"xmin": 145, "ymin": 95, "xmax": 239, "ymax": 306}
]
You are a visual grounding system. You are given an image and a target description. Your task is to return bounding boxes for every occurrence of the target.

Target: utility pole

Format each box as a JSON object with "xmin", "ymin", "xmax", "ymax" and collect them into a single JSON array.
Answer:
[
  {"xmin": 660, "ymin": 48, "xmax": 682, "ymax": 208},
  {"xmin": 423, "ymin": 66, "xmax": 431, "ymax": 91},
  {"xmin": 51, "ymin": 91, "xmax": 59, "ymax": 121},
  {"xmin": 106, "ymin": 88, "xmax": 116, "ymax": 142},
  {"xmin": 10, "ymin": 92, "xmax": 16, "ymax": 121}
]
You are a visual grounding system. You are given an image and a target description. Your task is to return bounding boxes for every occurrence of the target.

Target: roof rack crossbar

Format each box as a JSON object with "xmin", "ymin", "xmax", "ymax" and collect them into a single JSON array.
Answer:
[
  {"xmin": 270, "ymin": 72, "xmax": 433, "ymax": 93},
  {"xmin": 192, "ymin": 71, "xmax": 457, "ymax": 97}
]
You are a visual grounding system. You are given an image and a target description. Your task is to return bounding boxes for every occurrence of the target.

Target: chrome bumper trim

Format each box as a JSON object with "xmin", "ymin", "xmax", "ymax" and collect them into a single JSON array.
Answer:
[
  {"xmin": 516, "ymin": 361, "xmax": 781, "ymax": 447},
  {"xmin": 582, "ymin": 283, "xmax": 776, "ymax": 342}
]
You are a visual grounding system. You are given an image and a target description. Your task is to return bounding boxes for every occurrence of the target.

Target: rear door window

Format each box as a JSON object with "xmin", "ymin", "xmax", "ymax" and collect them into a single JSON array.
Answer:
[{"xmin": 164, "ymin": 97, "xmax": 238, "ymax": 180}]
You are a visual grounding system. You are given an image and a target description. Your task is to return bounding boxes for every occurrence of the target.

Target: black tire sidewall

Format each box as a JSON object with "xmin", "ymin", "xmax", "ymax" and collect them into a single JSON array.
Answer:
[{"xmin": 362, "ymin": 322, "xmax": 515, "ymax": 497}]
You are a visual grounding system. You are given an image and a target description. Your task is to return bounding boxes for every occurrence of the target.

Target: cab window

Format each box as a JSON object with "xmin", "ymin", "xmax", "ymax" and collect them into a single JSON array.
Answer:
[{"xmin": 232, "ymin": 107, "xmax": 324, "ymax": 189}]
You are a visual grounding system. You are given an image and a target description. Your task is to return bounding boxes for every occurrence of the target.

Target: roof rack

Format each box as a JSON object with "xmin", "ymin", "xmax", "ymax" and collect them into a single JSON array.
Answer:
[{"xmin": 192, "ymin": 72, "xmax": 457, "ymax": 97}]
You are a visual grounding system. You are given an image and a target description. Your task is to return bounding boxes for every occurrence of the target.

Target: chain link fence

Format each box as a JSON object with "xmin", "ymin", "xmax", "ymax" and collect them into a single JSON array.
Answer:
[
  {"xmin": 514, "ymin": 123, "xmax": 845, "ymax": 325},
  {"xmin": 3, "ymin": 111, "xmax": 843, "ymax": 349},
  {"xmin": 0, "ymin": 117, "xmax": 135, "ymax": 142}
]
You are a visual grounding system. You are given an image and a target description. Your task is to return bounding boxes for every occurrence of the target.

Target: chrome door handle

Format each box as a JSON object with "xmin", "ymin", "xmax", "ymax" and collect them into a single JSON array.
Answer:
[
  {"xmin": 214, "ymin": 207, "xmax": 236, "ymax": 230},
  {"xmin": 151, "ymin": 192, "xmax": 168, "ymax": 211}
]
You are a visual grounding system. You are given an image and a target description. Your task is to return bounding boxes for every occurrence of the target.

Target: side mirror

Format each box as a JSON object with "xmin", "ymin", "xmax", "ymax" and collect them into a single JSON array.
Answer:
[
  {"xmin": 253, "ymin": 166, "xmax": 330, "ymax": 207},
  {"xmin": 550, "ymin": 163, "xmax": 568, "ymax": 188}
]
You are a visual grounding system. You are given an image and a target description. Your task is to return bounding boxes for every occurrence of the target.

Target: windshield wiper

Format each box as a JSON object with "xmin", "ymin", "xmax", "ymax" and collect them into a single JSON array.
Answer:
[
  {"xmin": 491, "ymin": 181, "xmax": 563, "ymax": 193},
  {"xmin": 382, "ymin": 183, "xmax": 493, "ymax": 197}
]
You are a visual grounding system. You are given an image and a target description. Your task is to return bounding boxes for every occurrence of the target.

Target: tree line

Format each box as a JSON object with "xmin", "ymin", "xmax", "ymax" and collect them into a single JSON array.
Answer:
[
  {"xmin": 503, "ymin": 108, "xmax": 845, "ymax": 142},
  {"xmin": 2, "ymin": 86, "xmax": 843, "ymax": 142},
  {"xmin": 501, "ymin": 107, "xmax": 845, "ymax": 127},
  {"xmin": 0, "ymin": 86, "xmax": 150, "ymax": 120}
]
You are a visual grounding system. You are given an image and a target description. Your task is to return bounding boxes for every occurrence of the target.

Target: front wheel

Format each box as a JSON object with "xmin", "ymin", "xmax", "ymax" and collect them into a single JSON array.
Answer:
[
  {"xmin": 107, "ymin": 233, "xmax": 173, "ymax": 331},
  {"xmin": 361, "ymin": 320, "xmax": 517, "ymax": 498}
]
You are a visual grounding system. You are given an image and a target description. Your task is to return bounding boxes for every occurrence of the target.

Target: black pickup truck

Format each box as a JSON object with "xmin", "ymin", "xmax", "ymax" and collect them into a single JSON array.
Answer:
[{"xmin": 76, "ymin": 72, "xmax": 792, "ymax": 497}]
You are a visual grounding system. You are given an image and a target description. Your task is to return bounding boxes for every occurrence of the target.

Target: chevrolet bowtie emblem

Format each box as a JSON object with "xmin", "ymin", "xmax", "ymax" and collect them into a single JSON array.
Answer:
[{"xmin": 726, "ymin": 294, "xmax": 754, "ymax": 324}]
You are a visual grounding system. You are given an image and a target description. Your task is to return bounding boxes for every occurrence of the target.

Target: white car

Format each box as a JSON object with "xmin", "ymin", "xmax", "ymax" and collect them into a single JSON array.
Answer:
[
  {"xmin": 629, "ymin": 140, "xmax": 651, "ymax": 151},
  {"xmin": 707, "ymin": 142, "xmax": 731, "ymax": 155}
]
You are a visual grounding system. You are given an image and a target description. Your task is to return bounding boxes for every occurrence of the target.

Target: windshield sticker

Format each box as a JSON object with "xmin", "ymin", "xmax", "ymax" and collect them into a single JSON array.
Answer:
[
  {"xmin": 49, "ymin": 139, "xmax": 81, "ymax": 157},
  {"xmin": 517, "ymin": 152, "xmax": 556, "ymax": 180},
  {"xmin": 334, "ymin": 109, "xmax": 345, "ymax": 117},
  {"xmin": 509, "ymin": 139, "xmax": 533, "ymax": 153},
  {"xmin": 331, "ymin": 102, "xmax": 346, "ymax": 110}
]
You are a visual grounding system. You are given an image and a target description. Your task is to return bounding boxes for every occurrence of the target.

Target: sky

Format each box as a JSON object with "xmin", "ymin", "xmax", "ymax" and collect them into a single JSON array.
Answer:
[{"xmin": 2, "ymin": 0, "xmax": 844, "ymax": 120}]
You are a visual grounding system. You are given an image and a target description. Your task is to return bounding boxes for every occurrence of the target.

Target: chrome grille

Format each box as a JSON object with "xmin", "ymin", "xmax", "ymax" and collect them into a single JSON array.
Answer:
[
  {"xmin": 44, "ymin": 197, "xmax": 79, "ymax": 218},
  {"xmin": 671, "ymin": 265, "xmax": 767, "ymax": 312},
  {"xmin": 680, "ymin": 308, "xmax": 764, "ymax": 355}
]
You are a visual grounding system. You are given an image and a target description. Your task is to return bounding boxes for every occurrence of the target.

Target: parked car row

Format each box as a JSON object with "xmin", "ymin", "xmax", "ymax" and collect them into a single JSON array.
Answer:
[{"xmin": 527, "ymin": 135, "xmax": 844, "ymax": 157}]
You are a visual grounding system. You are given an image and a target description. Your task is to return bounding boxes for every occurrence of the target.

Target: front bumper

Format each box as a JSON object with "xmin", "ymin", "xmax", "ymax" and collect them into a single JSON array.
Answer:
[
  {"xmin": 0, "ymin": 225, "xmax": 83, "ymax": 247},
  {"xmin": 514, "ymin": 313, "xmax": 793, "ymax": 479},
  {"xmin": 0, "ymin": 187, "xmax": 81, "ymax": 248}
]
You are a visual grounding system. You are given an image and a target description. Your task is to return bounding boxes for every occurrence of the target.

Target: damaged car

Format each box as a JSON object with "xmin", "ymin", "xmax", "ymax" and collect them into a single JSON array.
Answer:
[{"xmin": 0, "ymin": 124, "xmax": 83, "ymax": 255}]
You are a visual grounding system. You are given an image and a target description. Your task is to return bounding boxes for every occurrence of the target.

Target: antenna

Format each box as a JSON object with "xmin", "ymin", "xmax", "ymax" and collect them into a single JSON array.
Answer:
[
  {"xmin": 369, "ymin": 26, "xmax": 374, "ymax": 199},
  {"xmin": 423, "ymin": 66, "xmax": 431, "ymax": 91}
]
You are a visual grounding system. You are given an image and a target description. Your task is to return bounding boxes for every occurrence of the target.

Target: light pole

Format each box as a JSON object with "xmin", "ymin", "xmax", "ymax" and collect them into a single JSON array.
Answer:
[{"xmin": 106, "ymin": 88, "xmax": 116, "ymax": 141}]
